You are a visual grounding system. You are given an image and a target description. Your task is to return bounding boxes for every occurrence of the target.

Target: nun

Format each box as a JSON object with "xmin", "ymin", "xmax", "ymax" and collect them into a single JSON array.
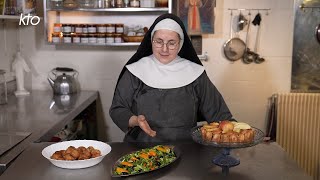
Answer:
[{"xmin": 110, "ymin": 13, "xmax": 233, "ymax": 142}]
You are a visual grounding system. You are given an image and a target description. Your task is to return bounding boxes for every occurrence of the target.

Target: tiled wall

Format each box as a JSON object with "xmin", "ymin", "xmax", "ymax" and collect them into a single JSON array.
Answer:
[{"xmin": 0, "ymin": 0, "xmax": 294, "ymax": 141}]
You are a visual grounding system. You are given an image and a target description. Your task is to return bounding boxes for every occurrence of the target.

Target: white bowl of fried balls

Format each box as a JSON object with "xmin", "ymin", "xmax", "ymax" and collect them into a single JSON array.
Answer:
[{"xmin": 42, "ymin": 140, "xmax": 112, "ymax": 169}]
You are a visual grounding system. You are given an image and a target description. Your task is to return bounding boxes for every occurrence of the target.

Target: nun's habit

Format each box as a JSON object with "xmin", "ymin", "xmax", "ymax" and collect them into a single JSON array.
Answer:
[{"xmin": 110, "ymin": 13, "xmax": 232, "ymax": 142}]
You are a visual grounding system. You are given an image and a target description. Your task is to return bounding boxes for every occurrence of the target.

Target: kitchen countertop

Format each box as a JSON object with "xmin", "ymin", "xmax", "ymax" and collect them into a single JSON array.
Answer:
[
  {"xmin": 0, "ymin": 90, "xmax": 98, "ymax": 174},
  {"xmin": 0, "ymin": 142, "xmax": 312, "ymax": 180}
]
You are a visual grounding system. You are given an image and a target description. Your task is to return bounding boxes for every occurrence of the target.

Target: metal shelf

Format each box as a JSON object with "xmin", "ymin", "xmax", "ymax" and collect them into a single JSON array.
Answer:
[
  {"xmin": 48, "ymin": 42, "xmax": 140, "ymax": 46},
  {"xmin": 0, "ymin": 15, "xmax": 20, "ymax": 20},
  {"xmin": 46, "ymin": 7, "xmax": 169, "ymax": 12}
]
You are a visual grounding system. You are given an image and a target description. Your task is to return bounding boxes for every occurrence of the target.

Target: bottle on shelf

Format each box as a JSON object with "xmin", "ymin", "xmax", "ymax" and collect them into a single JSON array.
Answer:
[
  {"xmin": 116, "ymin": 0, "xmax": 124, "ymax": 8},
  {"xmin": 50, "ymin": 0, "xmax": 64, "ymax": 9},
  {"xmin": 123, "ymin": 0, "xmax": 129, "ymax": 7}
]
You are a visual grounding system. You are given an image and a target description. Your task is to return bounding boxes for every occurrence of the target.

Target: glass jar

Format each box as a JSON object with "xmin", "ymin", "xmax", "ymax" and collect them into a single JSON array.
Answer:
[
  {"xmin": 88, "ymin": 24, "xmax": 97, "ymax": 33},
  {"xmin": 155, "ymin": 0, "xmax": 167, "ymax": 7},
  {"xmin": 129, "ymin": 0, "xmax": 140, "ymax": 7},
  {"xmin": 97, "ymin": 33, "xmax": 106, "ymax": 44},
  {"xmin": 115, "ymin": 24, "xmax": 124, "ymax": 34},
  {"xmin": 63, "ymin": 0, "xmax": 78, "ymax": 8},
  {"xmin": 110, "ymin": 0, "xmax": 116, "ymax": 7},
  {"xmin": 96, "ymin": 0, "xmax": 103, "ymax": 8},
  {"xmin": 106, "ymin": 24, "xmax": 115, "ymax": 34},
  {"xmin": 116, "ymin": 0, "xmax": 124, "ymax": 7},
  {"xmin": 52, "ymin": 33, "xmax": 61, "ymax": 43},
  {"xmin": 114, "ymin": 33, "xmax": 123, "ymax": 43},
  {"xmin": 140, "ymin": 0, "xmax": 155, "ymax": 7},
  {"xmin": 63, "ymin": 33, "xmax": 72, "ymax": 43},
  {"xmin": 72, "ymin": 33, "xmax": 81, "ymax": 43},
  {"xmin": 81, "ymin": 34, "xmax": 89, "ymax": 43},
  {"xmin": 74, "ymin": 24, "xmax": 83, "ymax": 33},
  {"xmin": 103, "ymin": 0, "xmax": 111, "ymax": 8},
  {"xmin": 88, "ymin": 33, "xmax": 97, "ymax": 44},
  {"xmin": 50, "ymin": 0, "xmax": 63, "ymax": 9},
  {"xmin": 53, "ymin": 23, "xmax": 62, "ymax": 33},
  {"xmin": 82, "ymin": 24, "xmax": 88, "ymax": 33},
  {"xmin": 0, "ymin": 69, "xmax": 7, "ymax": 105},
  {"xmin": 123, "ymin": 0, "xmax": 129, "ymax": 7},
  {"xmin": 97, "ymin": 24, "xmax": 107, "ymax": 33},
  {"xmin": 62, "ymin": 24, "xmax": 73, "ymax": 33},
  {"xmin": 106, "ymin": 33, "xmax": 115, "ymax": 43},
  {"xmin": 78, "ymin": 0, "xmax": 95, "ymax": 8}
]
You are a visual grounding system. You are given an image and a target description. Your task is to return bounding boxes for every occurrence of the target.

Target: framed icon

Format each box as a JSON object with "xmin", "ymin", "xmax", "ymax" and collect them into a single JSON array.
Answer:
[{"xmin": 177, "ymin": 0, "xmax": 217, "ymax": 35}]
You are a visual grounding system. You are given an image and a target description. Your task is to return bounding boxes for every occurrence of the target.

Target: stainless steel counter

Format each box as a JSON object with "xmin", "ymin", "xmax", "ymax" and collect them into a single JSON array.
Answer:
[
  {"xmin": 0, "ymin": 142, "xmax": 312, "ymax": 180},
  {"xmin": 0, "ymin": 90, "xmax": 98, "ymax": 174}
]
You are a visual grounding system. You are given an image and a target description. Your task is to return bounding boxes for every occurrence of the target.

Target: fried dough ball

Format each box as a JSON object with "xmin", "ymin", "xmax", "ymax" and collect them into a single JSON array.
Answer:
[
  {"xmin": 78, "ymin": 154, "xmax": 91, "ymax": 160},
  {"xmin": 65, "ymin": 146, "xmax": 76, "ymax": 154},
  {"xmin": 51, "ymin": 151, "xmax": 64, "ymax": 160},
  {"xmin": 90, "ymin": 149, "xmax": 101, "ymax": 158},
  {"xmin": 88, "ymin": 146, "xmax": 94, "ymax": 152},
  {"xmin": 70, "ymin": 149, "xmax": 80, "ymax": 159},
  {"xmin": 82, "ymin": 148, "xmax": 91, "ymax": 157},
  {"xmin": 63, "ymin": 153, "xmax": 76, "ymax": 161},
  {"xmin": 51, "ymin": 146, "xmax": 101, "ymax": 161},
  {"xmin": 77, "ymin": 146, "xmax": 87, "ymax": 152}
]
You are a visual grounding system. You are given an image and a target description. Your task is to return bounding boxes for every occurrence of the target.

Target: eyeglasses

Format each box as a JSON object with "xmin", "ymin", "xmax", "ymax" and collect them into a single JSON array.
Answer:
[{"xmin": 152, "ymin": 39, "xmax": 180, "ymax": 50}]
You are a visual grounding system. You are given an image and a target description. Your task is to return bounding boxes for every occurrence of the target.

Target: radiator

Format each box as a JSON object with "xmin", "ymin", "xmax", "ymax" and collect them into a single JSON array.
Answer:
[{"xmin": 276, "ymin": 93, "xmax": 320, "ymax": 180}]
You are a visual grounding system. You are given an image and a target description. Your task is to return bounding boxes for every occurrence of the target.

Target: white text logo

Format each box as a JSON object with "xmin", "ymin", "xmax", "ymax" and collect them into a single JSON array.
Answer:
[{"xmin": 19, "ymin": 13, "xmax": 40, "ymax": 26}]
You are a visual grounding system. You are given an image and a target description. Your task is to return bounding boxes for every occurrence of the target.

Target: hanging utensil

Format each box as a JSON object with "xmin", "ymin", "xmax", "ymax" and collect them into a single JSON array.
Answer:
[
  {"xmin": 242, "ymin": 12, "xmax": 254, "ymax": 64},
  {"xmin": 252, "ymin": 13, "xmax": 265, "ymax": 64},
  {"xmin": 315, "ymin": 24, "xmax": 320, "ymax": 44},
  {"xmin": 238, "ymin": 12, "xmax": 248, "ymax": 32},
  {"xmin": 223, "ymin": 11, "xmax": 246, "ymax": 61}
]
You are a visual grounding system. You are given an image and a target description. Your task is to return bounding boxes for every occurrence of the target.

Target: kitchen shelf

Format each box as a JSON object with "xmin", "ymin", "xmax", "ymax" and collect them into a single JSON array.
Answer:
[
  {"xmin": 46, "ymin": 7, "xmax": 170, "ymax": 12},
  {"xmin": 43, "ymin": 0, "xmax": 172, "ymax": 47},
  {"xmin": 0, "ymin": 15, "xmax": 20, "ymax": 20},
  {"xmin": 48, "ymin": 42, "xmax": 140, "ymax": 46}
]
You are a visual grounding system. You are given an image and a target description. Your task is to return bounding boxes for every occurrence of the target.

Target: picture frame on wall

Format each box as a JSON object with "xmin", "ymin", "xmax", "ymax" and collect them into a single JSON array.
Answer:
[{"xmin": 176, "ymin": 0, "xmax": 217, "ymax": 35}]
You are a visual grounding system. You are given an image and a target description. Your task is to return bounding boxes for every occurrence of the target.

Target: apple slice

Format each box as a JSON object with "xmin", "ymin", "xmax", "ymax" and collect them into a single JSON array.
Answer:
[{"xmin": 219, "ymin": 120, "xmax": 234, "ymax": 133}]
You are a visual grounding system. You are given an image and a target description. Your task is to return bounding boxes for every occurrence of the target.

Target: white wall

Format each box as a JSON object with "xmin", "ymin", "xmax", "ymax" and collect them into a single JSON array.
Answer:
[{"xmin": 7, "ymin": 0, "xmax": 294, "ymax": 141}]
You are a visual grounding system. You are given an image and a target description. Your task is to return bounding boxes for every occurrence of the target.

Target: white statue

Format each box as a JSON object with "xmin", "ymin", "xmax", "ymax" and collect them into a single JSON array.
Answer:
[{"xmin": 12, "ymin": 52, "xmax": 30, "ymax": 96}]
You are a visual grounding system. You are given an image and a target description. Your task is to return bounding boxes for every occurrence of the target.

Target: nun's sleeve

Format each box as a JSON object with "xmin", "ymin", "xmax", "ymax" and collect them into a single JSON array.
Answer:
[
  {"xmin": 109, "ymin": 69, "xmax": 137, "ymax": 132},
  {"xmin": 195, "ymin": 72, "xmax": 233, "ymax": 122}
]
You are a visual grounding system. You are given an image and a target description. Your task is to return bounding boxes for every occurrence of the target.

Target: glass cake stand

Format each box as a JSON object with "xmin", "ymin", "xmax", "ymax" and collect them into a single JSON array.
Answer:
[{"xmin": 191, "ymin": 126, "xmax": 265, "ymax": 175}]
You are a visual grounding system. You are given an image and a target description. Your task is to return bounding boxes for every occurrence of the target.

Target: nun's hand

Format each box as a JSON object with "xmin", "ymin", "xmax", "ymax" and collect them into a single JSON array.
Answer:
[
  {"xmin": 137, "ymin": 115, "xmax": 157, "ymax": 137},
  {"xmin": 129, "ymin": 115, "xmax": 156, "ymax": 137}
]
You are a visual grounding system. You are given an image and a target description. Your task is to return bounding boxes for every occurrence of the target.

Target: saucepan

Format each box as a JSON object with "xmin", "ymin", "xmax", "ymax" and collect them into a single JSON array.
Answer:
[{"xmin": 316, "ymin": 24, "xmax": 320, "ymax": 44}]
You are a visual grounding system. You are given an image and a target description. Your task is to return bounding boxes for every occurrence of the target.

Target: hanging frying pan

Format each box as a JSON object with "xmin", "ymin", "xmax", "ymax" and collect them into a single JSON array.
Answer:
[
  {"xmin": 315, "ymin": 24, "xmax": 320, "ymax": 44},
  {"xmin": 223, "ymin": 12, "xmax": 246, "ymax": 61}
]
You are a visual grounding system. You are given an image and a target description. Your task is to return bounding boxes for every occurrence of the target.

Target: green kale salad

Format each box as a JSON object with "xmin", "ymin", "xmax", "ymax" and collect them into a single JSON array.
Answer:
[{"xmin": 113, "ymin": 145, "xmax": 177, "ymax": 176}]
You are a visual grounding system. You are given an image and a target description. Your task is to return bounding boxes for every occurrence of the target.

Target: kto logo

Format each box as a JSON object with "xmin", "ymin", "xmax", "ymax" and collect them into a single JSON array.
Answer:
[{"xmin": 19, "ymin": 13, "xmax": 40, "ymax": 26}]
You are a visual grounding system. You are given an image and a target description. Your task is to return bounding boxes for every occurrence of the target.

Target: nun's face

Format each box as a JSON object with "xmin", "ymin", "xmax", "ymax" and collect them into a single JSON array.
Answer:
[{"xmin": 152, "ymin": 29, "xmax": 180, "ymax": 64}]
